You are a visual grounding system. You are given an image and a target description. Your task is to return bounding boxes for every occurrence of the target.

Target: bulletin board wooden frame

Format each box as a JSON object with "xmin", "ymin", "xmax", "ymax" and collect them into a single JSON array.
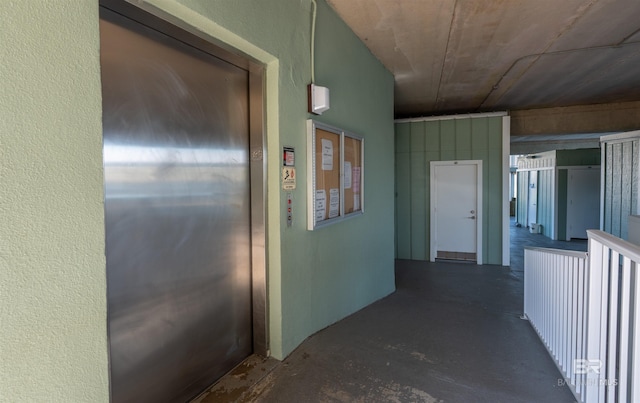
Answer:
[{"xmin": 307, "ymin": 120, "xmax": 365, "ymax": 230}]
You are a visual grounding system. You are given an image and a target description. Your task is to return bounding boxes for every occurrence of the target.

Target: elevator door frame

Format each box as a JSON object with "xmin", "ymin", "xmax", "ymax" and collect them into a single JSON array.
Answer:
[{"xmin": 100, "ymin": 0, "xmax": 268, "ymax": 362}]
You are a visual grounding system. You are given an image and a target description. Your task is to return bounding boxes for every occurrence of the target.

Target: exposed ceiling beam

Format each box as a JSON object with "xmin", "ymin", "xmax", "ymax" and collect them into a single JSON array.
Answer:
[{"xmin": 510, "ymin": 101, "xmax": 640, "ymax": 136}]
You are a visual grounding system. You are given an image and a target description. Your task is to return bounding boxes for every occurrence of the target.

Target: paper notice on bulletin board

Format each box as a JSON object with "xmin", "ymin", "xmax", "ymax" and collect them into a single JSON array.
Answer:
[
  {"xmin": 321, "ymin": 139, "xmax": 333, "ymax": 170},
  {"xmin": 344, "ymin": 161, "xmax": 352, "ymax": 189},
  {"xmin": 353, "ymin": 194, "xmax": 360, "ymax": 211},
  {"xmin": 329, "ymin": 188, "xmax": 340, "ymax": 218},
  {"xmin": 352, "ymin": 167, "xmax": 361, "ymax": 193},
  {"xmin": 315, "ymin": 190, "xmax": 326, "ymax": 221}
]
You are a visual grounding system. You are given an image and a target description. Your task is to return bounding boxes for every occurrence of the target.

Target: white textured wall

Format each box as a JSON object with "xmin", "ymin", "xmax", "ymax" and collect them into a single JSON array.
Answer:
[{"xmin": 0, "ymin": 1, "xmax": 108, "ymax": 401}]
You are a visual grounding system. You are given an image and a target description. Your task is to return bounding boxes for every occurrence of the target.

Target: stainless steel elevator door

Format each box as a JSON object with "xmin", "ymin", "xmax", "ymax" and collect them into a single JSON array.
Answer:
[{"xmin": 100, "ymin": 9, "xmax": 253, "ymax": 403}]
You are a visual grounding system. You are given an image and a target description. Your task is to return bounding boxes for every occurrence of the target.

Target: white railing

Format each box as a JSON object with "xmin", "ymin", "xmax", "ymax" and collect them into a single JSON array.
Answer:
[
  {"xmin": 524, "ymin": 230, "xmax": 640, "ymax": 403},
  {"xmin": 524, "ymin": 247, "xmax": 588, "ymax": 400}
]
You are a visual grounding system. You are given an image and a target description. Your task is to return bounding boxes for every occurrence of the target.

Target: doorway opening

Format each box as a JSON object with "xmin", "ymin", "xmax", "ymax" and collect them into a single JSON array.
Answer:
[{"xmin": 566, "ymin": 168, "xmax": 600, "ymax": 240}]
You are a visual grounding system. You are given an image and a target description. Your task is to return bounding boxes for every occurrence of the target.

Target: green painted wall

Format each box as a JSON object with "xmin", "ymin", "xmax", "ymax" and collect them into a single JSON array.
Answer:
[
  {"xmin": 516, "ymin": 148, "xmax": 601, "ymax": 240},
  {"xmin": 0, "ymin": 1, "xmax": 109, "ymax": 402},
  {"xmin": 395, "ymin": 116, "xmax": 505, "ymax": 265},
  {"xmin": 516, "ymin": 168, "xmax": 553, "ymax": 237},
  {"xmin": 556, "ymin": 148, "xmax": 600, "ymax": 166},
  {"xmin": 603, "ymin": 139, "xmax": 639, "ymax": 239},
  {"xmin": 2, "ymin": 0, "xmax": 394, "ymax": 399},
  {"xmin": 515, "ymin": 171, "xmax": 528, "ymax": 227},
  {"xmin": 171, "ymin": 0, "xmax": 395, "ymax": 360},
  {"xmin": 537, "ymin": 169, "xmax": 554, "ymax": 238},
  {"xmin": 557, "ymin": 170, "xmax": 568, "ymax": 240}
]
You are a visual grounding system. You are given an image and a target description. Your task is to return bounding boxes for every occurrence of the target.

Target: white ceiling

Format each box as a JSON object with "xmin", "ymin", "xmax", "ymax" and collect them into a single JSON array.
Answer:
[{"xmin": 327, "ymin": 0, "xmax": 640, "ymax": 119}]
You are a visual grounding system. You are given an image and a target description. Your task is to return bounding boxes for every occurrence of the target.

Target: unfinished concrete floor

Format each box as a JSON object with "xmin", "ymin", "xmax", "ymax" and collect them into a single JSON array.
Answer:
[{"xmin": 195, "ymin": 221, "xmax": 586, "ymax": 402}]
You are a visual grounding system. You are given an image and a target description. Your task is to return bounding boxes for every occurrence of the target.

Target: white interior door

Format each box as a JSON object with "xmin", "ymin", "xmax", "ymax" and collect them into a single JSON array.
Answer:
[
  {"xmin": 431, "ymin": 161, "xmax": 482, "ymax": 263},
  {"xmin": 527, "ymin": 171, "xmax": 538, "ymax": 227},
  {"xmin": 567, "ymin": 168, "xmax": 600, "ymax": 239}
]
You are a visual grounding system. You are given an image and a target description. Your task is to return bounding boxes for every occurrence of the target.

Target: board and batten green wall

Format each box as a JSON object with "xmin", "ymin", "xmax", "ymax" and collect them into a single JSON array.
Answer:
[
  {"xmin": 602, "ymin": 132, "xmax": 640, "ymax": 239},
  {"xmin": 515, "ymin": 151, "xmax": 556, "ymax": 235},
  {"xmin": 395, "ymin": 116, "xmax": 506, "ymax": 265},
  {"xmin": 516, "ymin": 171, "xmax": 529, "ymax": 227},
  {"xmin": 536, "ymin": 169, "xmax": 554, "ymax": 238},
  {"xmin": 1, "ymin": 0, "xmax": 395, "ymax": 401}
]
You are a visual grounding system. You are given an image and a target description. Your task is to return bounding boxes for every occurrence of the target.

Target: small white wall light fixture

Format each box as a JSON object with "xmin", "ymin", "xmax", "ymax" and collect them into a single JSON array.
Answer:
[
  {"xmin": 308, "ymin": 83, "xmax": 330, "ymax": 115},
  {"xmin": 307, "ymin": 0, "xmax": 330, "ymax": 115}
]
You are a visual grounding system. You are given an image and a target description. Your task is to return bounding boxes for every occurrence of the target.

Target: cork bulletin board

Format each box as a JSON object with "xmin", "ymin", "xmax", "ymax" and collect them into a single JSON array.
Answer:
[
  {"xmin": 343, "ymin": 134, "xmax": 363, "ymax": 215},
  {"xmin": 307, "ymin": 120, "xmax": 364, "ymax": 230},
  {"xmin": 314, "ymin": 127, "xmax": 341, "ymax": 223}
]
